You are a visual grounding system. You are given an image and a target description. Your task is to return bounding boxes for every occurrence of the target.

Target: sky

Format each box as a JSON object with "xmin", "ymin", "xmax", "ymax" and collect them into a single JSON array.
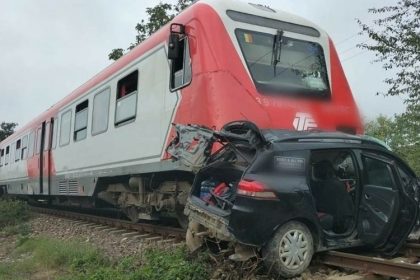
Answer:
[{"xmin": 0, "ymin": 0, "xmax": 406, "ymax": 128}]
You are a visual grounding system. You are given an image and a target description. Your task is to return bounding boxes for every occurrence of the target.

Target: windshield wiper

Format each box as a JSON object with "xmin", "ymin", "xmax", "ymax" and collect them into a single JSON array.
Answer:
[{"xmin": 272, "ymin": 30, "xmax": 284, "ymax": 75}]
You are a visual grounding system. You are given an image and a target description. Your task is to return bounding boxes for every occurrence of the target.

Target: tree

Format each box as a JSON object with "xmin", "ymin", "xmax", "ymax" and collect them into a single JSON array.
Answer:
[
  {"xmin": 358, "ymin": 0, "xmax": 420, "ymax": 105},
  {"xmin": 108, "ymin": 0, "xmax": 194, "ymax": 61},
  {"xmin": 364, "ymin": 105, "xmax": 420, "ymax": 175},
  {"xmin": 0, "ymin": 122, "xmax": 18, "ymax": 142}
]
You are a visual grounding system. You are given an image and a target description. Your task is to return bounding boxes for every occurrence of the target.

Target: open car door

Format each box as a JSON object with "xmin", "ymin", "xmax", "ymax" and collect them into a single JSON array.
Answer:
[{"xmin": 358, "ymin": 152, "xmax": 418, "ymax": 255}]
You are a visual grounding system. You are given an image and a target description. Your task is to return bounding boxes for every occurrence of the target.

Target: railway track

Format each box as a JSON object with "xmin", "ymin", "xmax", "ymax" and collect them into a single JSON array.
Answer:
[
  {"xmin": 30, "ymin": 206, "xmax": 186, "ymax": 241},
  {"xmin": 31, "ymin": 206, "xmax": 420, "ymax": 279},
  {"xmin": 320, "ymin": 245, "xmax": 420, "ymax": 280}
]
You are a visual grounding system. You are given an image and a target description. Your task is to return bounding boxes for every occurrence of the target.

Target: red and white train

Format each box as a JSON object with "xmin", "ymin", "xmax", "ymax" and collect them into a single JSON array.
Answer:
[{"xmin": 0, "ymin": 0, "xmax": 362, "ymax": 223}]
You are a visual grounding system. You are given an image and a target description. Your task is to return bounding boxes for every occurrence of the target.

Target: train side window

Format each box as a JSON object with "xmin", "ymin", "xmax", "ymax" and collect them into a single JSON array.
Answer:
[
  {"xmin": 0, "ymin": 149, "xmax": 3, "ymax": 166},
  {"xmin": 36, "ymin": 127, "xmax": 42, "ymax": 154},
  {"xmin": 15, "ymin": 139, "xmax": 21, "ymax": 162},
  {"xmin": 170, "ymin": 37, "xmax": 192, "ymax": 91},
  {"xmin": 60, "ymin": 110, "xmax": 72, "ymax": 147},
  {"xmin": 92, "ymin": 88, "xmax": 110, "ymax": 135},
  {"xmin": 52, "ymin": 117, "xmax": 58, "ymax": 149},
  {"xmin": 115, "ymin": 71, "xmax": 138, "ymax": 126},
  {"xmin": 28, "ymin": 131, "xmax": 35, "ymax": 157},
  {"xmin": 21, "ymin": 135, "xmax": 28, "ymax": 160},
  {"xmin": 5, "ymin": 146, "xmax": 9, "ymax": 165},
  {"xmin": 74, "ymin": 100, "xmax": 88, "ymax": 141}
]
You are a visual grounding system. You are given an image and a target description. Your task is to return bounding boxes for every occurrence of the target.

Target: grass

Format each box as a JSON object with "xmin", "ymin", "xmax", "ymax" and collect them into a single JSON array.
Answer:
[
  {"xmin": 0, "ymin": 237, "xmax": 209, "ymax": 280},
  {"xmin": 0, "ymin": 199, "xmax": 30, "ymax": 228},
  {"xmin": 0, "ymin": 237, "xmax": 105, "ymax": 280},
  {"xmin": 0, "ymin": 200, "xmax": 209, "ymax": 279}
]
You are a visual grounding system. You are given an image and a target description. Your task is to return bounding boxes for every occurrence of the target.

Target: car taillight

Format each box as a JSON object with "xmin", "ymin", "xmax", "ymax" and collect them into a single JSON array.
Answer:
[{"xmin": 237, "ymin": 180, "xmax": 277, "ymax": 199}]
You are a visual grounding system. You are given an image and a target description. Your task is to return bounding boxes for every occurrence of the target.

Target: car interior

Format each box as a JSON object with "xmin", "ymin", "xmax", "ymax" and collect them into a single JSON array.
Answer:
[{"xmin": 310, "ymin": 150, "xmax": 358, "ymax": 235}]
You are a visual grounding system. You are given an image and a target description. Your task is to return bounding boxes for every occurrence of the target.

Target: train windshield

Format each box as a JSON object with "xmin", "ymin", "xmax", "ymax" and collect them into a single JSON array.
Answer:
[{"xmin": 236, "ymin": 29, "xmax": 330, "ymax": 97}]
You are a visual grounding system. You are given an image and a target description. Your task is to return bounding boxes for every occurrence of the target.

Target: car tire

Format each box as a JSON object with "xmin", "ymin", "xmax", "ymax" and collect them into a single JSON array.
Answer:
[{"xmin": 262, "ymin": 221, "xmax": 314, "ymax": 278}]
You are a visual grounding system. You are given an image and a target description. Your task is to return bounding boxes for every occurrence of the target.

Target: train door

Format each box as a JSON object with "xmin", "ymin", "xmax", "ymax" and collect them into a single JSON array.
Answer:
[
  {"xmin": 38, "ymin": 120, "xmax": 52, "ymax": 195},
  {"xmin": 42, "ymin": 120, "xmax": 53, "ymax": 195}
]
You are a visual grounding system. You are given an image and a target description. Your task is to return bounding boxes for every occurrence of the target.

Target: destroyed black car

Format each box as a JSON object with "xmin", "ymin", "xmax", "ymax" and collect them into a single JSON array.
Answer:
[{"xmin": 168, "ymin": 121, "xmax": 420, "ymax": 278}]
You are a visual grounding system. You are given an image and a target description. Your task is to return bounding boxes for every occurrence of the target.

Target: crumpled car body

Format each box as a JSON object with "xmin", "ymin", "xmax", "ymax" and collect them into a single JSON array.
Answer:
[{"xmin": 167, "ymin": 121, "xmax": 419, "ymax": 277}]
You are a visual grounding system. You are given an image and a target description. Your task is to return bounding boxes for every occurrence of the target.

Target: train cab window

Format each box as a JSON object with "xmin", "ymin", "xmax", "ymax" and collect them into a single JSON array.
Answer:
[
  {"xmin": 74, "ymin": 100, "xmax": 88, "ymax": 141},
  {"xmin": 28, "ymin": 131, "xmax": 35, "ymax": 157},
  {"xmin": 115, "ymin": 71, "xmax": 138, "ymax": 126},
  {"xmin": 170, "ymin": 37, "xmax": 191, "ymax": 91},
  {"xmin": 15, "ymin": 139, "xmax": 21, "ymax": 162},
  {"xmin": 36, "ymin": 127, "xmax": 42, "ymax": 154},
  {"xmin": 92, "ymin": 88, "xmax": 110, "ymax": 135},
  {"xmin": 0, "ymin": 149, "xmax": 3, "ymax": 166},
  {"xmin": 21, "ymin": 135, "xmax": 28, "ymax": 160},
  {"xmin": 5, "ymin": 146, "xmax": 9, "ymax": 165},
  {"xmin": 235, "ymin": 29, "xmax": 330, "ymax": 97},
  {"xmin": 60, "ymin": 110, "xmax": 72, "ymax": 146},
  {"xmin": 52, "ymin": 117, "xmax": 58, "ymax": 149}
]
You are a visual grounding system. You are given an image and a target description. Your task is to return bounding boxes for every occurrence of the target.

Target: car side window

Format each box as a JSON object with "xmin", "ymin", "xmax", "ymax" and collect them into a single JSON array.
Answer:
[{"xmin": 362, "ymin": 156, "xmax": 395, "ymax": 189}]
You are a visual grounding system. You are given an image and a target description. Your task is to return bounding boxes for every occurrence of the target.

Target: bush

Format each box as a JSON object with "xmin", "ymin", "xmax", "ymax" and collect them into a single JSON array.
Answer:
[
  {"xmin": 0, "ymin": 237, "xmax": 106, "ymax": 280},
  {"xmin": 0, "ymin": 199, "xmax": 30, "ymax": 228},
  {"xmin": 66, "ymin": 246, "xmax": 209, "ymax": 280},
  {"xmin": 136, "ymin": 247, "xmax": 209, "ymax": 280},
  {"xmin": 2, "ymin": 223, "xmax": 31, "ymax": 237},
  {"xmin": 16, "ymin": 238, "xmax": 107, "ymax": 270}
]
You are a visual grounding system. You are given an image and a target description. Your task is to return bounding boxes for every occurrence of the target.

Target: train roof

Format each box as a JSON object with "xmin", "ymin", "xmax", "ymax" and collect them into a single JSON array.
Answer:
[{"xmin": 202, "ymin": 0, "xmax": 326, "ymax": 36}]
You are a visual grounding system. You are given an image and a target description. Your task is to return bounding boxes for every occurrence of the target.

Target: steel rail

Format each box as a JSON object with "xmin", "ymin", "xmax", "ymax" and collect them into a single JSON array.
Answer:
[
  {"xmin": 403, "ymin": 242, "xmax": 420, "ymax": 257},
  {"xmin": 320, "ymin": 250, "xmax": 420, "ymax": 280},
  {"xmin": 31, "ymin": 206, "xmax": 186, "ymax": 240}
]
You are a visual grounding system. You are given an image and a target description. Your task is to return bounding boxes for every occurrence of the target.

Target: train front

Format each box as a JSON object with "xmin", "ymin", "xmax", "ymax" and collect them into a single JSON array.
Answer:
[{"xmin": 171, "ymin": 0, "xmax": 362, "ymax": 134}]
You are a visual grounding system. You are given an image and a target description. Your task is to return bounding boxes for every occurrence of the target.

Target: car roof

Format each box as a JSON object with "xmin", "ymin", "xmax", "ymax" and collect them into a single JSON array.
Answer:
[{"xmin": 261, "ymin": 129, "xmax": 390, "ymax": 150}]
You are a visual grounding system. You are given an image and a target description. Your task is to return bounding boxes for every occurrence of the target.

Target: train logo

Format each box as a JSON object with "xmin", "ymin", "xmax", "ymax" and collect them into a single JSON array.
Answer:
[{"xmin": 293, "ymin": 112, "xmax": 318, "ymax": 131}]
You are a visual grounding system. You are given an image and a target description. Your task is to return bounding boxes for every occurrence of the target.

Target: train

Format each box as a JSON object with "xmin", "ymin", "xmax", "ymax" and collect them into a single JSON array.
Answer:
[{"xmin": 0, "ymin": 0, "xmax": 362, "ymax": 226}]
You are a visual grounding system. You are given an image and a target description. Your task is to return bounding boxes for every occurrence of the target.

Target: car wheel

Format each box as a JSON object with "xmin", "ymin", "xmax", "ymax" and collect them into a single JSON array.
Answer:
[{"xmin": 262, "ymin": 221, "xmax": 314, "ymax": 278}]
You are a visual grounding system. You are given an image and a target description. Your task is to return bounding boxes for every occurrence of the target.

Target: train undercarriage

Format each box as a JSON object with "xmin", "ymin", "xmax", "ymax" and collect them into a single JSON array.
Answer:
[{"xmin": 95, "ymin": 174, "xmax": 192, "ymax": 227}]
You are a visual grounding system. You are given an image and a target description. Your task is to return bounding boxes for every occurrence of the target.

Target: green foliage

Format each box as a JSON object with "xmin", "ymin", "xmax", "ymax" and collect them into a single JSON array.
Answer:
[
  {"xmin": 358, "ymin": 0, "xmax": 420, "ymax": 105},
  {"xmin": 66, "ymin": 246, "xmax": 209, "ymax": 280},
  {"xmin": 108, "ymin": 48, "xmax": 124, "ymax": 61},
  {"xmin": 108, "ymin": 0, "xmax": 195, "ymax": 60},
  {"xmin": 135, "ymin": 248, "xmax": 209, "ymax": 280},
  {"xmin": 0, "ymin": 237, "xmax": 209, "ymax": 280},
  {"xmin": 1, "ymin": 223, "xmax": 31, "ymax": 237},
  {"xmin": 0, "ymin": 237, "xmax": 106, "ymax": 280},
  {"xmin": 364, "ymin": 104, "xmax": 420, "ymax": 175},
  {"xmin": 0, "ymin": 199, "xmax": 30, "ymax": 228},
  {"xmin": 0, "ymin": 122, "xmax": 18, "ymax": 142},
  {"xmin": 16, "ymin": 238, "xmax": 106, "ymax": 269}
]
